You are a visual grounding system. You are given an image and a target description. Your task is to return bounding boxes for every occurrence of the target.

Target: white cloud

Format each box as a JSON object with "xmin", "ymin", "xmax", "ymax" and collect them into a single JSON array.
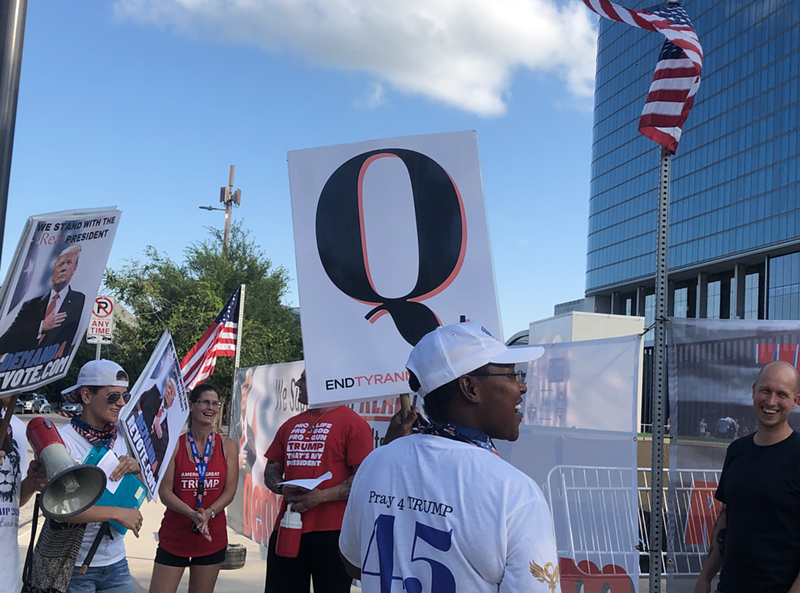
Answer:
[
  {"xmin": 114, "ymin": 0, "xmax": 598, "ymax": 116},
  {"xmin": 354, "ymin": 82, "xmax": 387, "ymax": 109}
]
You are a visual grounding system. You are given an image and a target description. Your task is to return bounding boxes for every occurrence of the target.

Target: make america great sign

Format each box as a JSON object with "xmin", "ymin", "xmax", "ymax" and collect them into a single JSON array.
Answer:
[{"xmin": 289, "ymin": 131, "xmax": 501, "ymax": 406}]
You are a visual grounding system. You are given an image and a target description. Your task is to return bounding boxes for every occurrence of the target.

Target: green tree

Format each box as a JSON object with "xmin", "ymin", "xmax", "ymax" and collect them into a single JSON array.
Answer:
[{"xmin": 49, "ymin": 222, "xmax": 303, "ymax": 400}]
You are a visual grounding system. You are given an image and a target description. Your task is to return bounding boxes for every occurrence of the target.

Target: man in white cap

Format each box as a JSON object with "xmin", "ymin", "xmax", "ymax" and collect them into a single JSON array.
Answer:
[
  {"xmin": 339, "ymin": 321, "xmax": 560, "ymax": 592},
  {"xmin": 57, "ymin": 359, "xmax": 144, "ymax": 593}
]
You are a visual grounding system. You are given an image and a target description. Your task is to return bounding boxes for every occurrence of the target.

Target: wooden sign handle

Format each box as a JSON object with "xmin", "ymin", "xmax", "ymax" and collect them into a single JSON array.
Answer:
[
  {"xmin": 0, "ymin": 395, "xmax": 19, "ymax": 453},
  {"xmin": 399, "ymin": 393, "xmax": 411, "ymax": 421}
]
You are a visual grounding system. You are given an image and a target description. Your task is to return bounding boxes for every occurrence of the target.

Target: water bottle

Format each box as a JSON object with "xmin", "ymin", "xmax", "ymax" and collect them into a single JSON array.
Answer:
[{"xmin": 276, "ymin": 504, "xmax": 303, "ymax": 558}]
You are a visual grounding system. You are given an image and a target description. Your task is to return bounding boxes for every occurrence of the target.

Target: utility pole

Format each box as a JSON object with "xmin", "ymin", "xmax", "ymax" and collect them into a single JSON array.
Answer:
[{"xmin": 199, "ymin": 165, "xmax": 242, "ymax": 249}]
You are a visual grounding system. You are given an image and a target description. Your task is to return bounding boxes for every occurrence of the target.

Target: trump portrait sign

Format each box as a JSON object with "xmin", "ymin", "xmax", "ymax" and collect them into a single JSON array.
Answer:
[
  {"xmin": 288, "ymin": 131, "xmax": 501, "ymax": 406},
  {"xmin": 0, "ymin": 207, "xmax": 121, "ymax": 396}
]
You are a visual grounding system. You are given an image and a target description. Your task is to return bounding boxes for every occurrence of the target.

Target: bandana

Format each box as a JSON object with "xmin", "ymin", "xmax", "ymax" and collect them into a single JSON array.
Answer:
[
  {"xmin": 71, "ymin": 416, "xmax": 118, "ymax": 448},
  {"xmin": 417, "ymin": 414, "xmax": 500, "ymax": 456}
]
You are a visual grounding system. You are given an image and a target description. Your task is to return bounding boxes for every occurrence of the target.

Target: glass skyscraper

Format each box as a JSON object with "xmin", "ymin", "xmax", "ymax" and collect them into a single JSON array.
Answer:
[{"xmin": 586, "ymin": 0, "xmax": 800, "ymax": 321}]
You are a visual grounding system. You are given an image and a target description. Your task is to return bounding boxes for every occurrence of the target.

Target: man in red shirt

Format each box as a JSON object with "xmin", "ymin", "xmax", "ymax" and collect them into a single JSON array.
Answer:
[{"xmin": 262, "ymin": 370, "xmax": 373, "ymax": 593}]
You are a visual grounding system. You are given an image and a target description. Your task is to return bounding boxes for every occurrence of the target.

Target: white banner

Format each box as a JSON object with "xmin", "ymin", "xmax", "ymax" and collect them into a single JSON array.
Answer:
[
  {"xmin": 497, "ymin": 335, "xmax": 641, "ymax": 591},
  {"xmin": 288, "ymin": 130, "xmax": 501, "ymax": 407},
  {"xmin": 120, "ymin": 331, "xmax": 190, "ymax": 499},
  {"xmin": 665, "ymin": 318, "xmax": 800, "ymax": 577},
  {"xmin": 0, "ymin": 208, "xmax": 121, "ymax": 395},
  {"xmin": 227, "ymin": 361, "xmax": 418, "ymax": 547}
]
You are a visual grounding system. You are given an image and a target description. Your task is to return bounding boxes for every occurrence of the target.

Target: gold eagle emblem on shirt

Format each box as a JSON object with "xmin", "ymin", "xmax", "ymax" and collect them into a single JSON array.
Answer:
[{"xmin": 529, "ymin": 560, "xmax": 559, "ymax": 592}]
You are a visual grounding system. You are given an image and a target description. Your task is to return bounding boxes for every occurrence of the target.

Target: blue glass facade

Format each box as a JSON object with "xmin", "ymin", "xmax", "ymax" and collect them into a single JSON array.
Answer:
[{"xmin": 586, "ymin": 0, "xmax": 800, "ymax": 320}]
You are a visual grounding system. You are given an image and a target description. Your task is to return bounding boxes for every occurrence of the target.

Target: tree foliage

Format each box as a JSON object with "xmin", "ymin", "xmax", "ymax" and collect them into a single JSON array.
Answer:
[{"xmin": 49, "ymin": 223, "xmax": 302, "ymax": 400}]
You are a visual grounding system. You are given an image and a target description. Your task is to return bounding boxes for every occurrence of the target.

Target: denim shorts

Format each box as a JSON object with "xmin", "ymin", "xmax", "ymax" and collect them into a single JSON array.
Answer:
[{"xmin": 65, "ymin": 558, "xmax": 135, "ymax": 593}]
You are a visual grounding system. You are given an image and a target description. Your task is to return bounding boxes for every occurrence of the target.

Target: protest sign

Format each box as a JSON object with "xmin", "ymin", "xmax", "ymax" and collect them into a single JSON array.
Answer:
[
  {"xmin": 288, "ymin": 130, "xmax": 501, "ymax": 407},
  {"xmin": 227, "ymin": 361, "xmax": 413, "ymax": 547},
  {"xmin": 0, "ymin": 208, "xmax": 120, "ymax": 395},
  {"xmin": 120, "ymin": 331, "xmax": 189, "ymax": 499}
]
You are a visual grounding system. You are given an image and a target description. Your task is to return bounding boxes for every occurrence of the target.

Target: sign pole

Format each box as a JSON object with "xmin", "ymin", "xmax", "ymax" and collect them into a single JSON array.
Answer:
[{"xmin": 649, "ymin": 146, "xmax": 671, "ymax": 592}]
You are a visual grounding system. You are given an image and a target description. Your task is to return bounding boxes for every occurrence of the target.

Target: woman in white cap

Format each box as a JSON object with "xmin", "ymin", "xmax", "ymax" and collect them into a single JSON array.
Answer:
[{"xmin": 57, "ymin": 359, "xmax": 144, "ymax": 593}]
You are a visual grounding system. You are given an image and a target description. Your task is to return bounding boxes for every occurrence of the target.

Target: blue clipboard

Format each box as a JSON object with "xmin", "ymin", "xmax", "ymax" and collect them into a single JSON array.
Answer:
[{"xmin": 83, "ymin": 444, "xmax": 149, "ymax": 535}]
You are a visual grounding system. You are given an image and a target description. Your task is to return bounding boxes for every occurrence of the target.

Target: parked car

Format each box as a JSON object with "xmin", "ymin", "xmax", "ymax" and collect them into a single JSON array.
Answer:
[
  {"xmin": 13, "ymin": 398, "xmax": 23, "ymax": 414},
  {"xmin": 17, "ymin": 392, "xmax": 50, "ymax": 413},
  {"xmin": 18, "ymin": 392, "xmax": 41, "ymax": 413},
  {"xmin": 61, "ymin": 396, "xmax": 82, "ymax": 415}
]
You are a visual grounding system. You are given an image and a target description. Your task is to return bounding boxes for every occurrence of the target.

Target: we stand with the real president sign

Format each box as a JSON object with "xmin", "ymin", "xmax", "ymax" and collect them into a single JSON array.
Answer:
[
  {"xmin": 289, "ymin": 131, "xmax": 502, "ymax": 405},
  {"xmin": 0, "ymin": 208, "xmax": 120, "ymax": 395}
]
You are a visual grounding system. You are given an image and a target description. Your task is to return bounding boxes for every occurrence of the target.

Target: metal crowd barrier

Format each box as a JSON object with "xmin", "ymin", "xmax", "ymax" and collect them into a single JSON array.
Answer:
[{"xmin": 546, "ymin": 466, "xmax": 721, "ymax": 578}]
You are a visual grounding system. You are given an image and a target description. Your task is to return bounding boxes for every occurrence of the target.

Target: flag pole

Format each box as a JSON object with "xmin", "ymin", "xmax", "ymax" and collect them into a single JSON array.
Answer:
[
  {"xmin": 649, "ymin": 146, "xmax": 671, "ymax": 592},
  {"xmin": 224, "ymin": 284, "xmax": 245, "ymax": 435}
]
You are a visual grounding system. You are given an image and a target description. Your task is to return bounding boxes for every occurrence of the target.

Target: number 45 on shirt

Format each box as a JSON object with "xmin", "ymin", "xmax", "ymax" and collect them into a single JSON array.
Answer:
[{"xmin": 362, "ymin": 514, "xmax": 455, "ymax": 593}]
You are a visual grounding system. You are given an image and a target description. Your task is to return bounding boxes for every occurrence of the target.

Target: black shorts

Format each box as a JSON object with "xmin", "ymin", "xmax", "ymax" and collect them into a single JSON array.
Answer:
[{"xmin": 154, "ymin": 544, "xmax": 227, "ymax": 567}]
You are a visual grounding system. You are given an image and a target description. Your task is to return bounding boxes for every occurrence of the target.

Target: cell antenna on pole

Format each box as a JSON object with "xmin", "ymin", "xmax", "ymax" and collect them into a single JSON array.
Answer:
[{"xmin": 200, "ymin": 165, "xmax": 242, "ymax": 250}]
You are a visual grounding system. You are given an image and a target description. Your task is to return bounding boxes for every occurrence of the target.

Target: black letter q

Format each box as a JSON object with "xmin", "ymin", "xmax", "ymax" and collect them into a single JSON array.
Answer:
[{"xmin": 315, "ymin": 149, "xmax": 466, "ymax": 346}]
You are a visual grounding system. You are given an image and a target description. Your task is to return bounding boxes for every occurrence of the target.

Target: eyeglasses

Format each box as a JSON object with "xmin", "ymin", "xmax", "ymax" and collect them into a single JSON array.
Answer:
[
  {"xmin": 470, "ymin": 370, "xmax": 526, "ymax": 384},
  {"xmin": 196, "ymin": 399, "xmax": 221, "ymax": 408},
  {"xmin": 106, "ymin": 391, "xmax": 132, "ymax": 405}
]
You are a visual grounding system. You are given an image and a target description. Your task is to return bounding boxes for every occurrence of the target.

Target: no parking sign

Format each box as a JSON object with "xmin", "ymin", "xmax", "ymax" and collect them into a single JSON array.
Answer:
[{"xmin": 87, "ymin": 295, "xmax": 115, "ymax": 344}]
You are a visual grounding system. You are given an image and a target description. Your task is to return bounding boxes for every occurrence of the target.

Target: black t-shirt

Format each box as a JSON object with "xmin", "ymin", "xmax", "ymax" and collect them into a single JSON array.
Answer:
[{"xmin": 716, "ymin": 431, "xmax": 800, "ymax": 593}]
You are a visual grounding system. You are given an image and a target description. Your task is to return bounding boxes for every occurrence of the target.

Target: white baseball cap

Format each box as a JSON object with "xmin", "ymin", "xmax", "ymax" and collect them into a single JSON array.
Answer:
[
  {"xmin": 406, "ymin": 321, "xmax": 545, "ymax": 397},
  {"xmin": 62, "ymin": 359, "xmax": 129, "ymax": 402}
]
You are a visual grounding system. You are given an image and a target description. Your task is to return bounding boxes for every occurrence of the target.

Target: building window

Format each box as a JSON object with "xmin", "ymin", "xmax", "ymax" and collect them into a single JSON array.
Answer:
[
  {"xmin": 745, "ymin": 274, "xmax": 759, "ymax": 319},
  {"xmin": 644, "ymin": 293, "xmax": 655, "ymax": 345},
  {"xmin": 674, "ymin": 287, "xmax": 688, "ymax": 318},
  {"xmin": 768, "ymin": 253, "xmax": 800, "ymax": 320},
  {"xmin": 707, "ymin": 281, "xmax": 721, "ymax": 320}
]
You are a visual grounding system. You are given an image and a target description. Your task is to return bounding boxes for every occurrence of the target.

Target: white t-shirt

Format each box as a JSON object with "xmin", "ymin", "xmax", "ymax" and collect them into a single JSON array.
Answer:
[
  {"xmin": 0, "ymin": 415, "xmax": 30, "ymax": 593},
  {"xmin": 339, "ymin": 434, "xmax": 560, "ymax": 593},
  {"xmin": 58, "ymin": 424, "xmax": 129, "ymax": 567}
]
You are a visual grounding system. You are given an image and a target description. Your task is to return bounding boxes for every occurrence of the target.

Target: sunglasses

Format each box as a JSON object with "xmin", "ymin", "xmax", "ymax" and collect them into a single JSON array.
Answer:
[{"xmin": 105, "ymin": 391, "xmax": 132, "ymax": 405}]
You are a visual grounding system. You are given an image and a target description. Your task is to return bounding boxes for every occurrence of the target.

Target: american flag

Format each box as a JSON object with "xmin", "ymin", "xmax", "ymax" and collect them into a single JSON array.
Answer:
[
  {"xmin": 583, "ymin": 0, "xmax": 703, "ymax": 153},
  {"xmin": 180, "ymin": 286, "xmax": 241, "ymax": 391}
]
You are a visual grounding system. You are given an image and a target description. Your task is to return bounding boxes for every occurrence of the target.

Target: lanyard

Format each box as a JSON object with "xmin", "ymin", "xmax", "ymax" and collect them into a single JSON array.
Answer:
[{"xmin": 187, "ymin": 430, "xmax": 213, "ymax": 509}]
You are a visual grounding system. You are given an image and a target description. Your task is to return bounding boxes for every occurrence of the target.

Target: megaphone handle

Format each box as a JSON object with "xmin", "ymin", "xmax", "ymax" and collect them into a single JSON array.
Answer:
[{"xmin": 0, "ymin": 395, "xmax": 19, "ymax": 452}]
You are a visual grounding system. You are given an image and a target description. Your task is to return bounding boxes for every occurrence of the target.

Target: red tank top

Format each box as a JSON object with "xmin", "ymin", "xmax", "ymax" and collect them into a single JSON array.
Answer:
[{"xmin": 158, "ymin": 433, "xmax": 228, "ymax": 556}]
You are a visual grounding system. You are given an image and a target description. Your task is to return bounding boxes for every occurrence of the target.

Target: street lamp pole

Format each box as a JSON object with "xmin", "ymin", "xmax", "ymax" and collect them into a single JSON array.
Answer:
[
  {"xmin": 0, "ymin": 0, "xmax": 27, "ymax": 451},
  {"xmin": 0, "ymin": 0, "xmax": 27, "ymax": 269}
]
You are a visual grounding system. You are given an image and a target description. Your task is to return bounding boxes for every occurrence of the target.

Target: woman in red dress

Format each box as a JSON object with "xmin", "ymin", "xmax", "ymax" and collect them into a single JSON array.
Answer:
[{"xmin": 148, "ymin": 383, "xmax": 238, "ymax": 593}]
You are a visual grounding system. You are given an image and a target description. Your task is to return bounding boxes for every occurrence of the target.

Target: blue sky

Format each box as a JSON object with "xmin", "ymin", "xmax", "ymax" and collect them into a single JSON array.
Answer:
[{"xmin": 6, "ymin": 0, "xmax": 600, "ymax": 341}]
